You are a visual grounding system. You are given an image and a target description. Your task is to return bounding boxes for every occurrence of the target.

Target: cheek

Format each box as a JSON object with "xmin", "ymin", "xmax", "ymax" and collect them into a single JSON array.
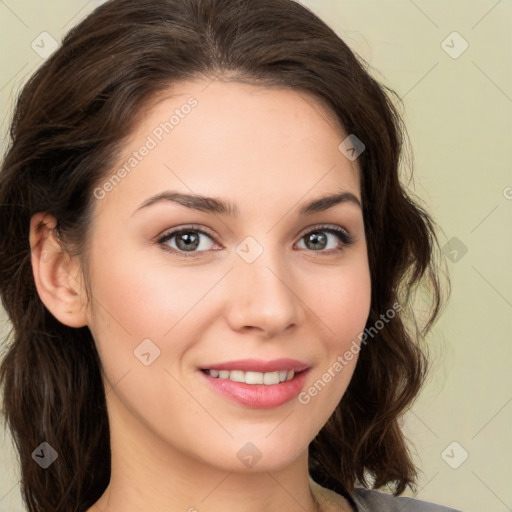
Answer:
[
  {"xmin": 296, "ymin": 260, "xmax": 371, "ymax": 412},
  {"xmin": 84, "ymin": 241, "xmax": 232, "ymax": 393},
  {"xmin": 307, "ymin": 258, "xmax": 371, "ymax": 345},
  {"xmin": 86, "ymin": 242, "xmax": 217, "ymax": 339}
]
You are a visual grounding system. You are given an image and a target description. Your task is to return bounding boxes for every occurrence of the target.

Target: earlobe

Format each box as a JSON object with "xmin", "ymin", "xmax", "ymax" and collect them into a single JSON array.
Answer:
[{"xmin": 29, "ymin": 212, "xmax": 88, "ymax": 328}]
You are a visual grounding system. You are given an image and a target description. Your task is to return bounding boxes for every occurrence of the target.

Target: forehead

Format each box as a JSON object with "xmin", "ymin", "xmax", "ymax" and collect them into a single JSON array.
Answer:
[{"xmin": 93, "ymin": 79, "xmax": 361, "ymax": 218}]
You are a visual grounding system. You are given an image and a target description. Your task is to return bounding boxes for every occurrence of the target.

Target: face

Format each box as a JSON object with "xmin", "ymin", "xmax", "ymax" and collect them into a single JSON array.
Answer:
[{"xmin": 82, "ymin": 79, "xmax": 371, "ymax": 473}]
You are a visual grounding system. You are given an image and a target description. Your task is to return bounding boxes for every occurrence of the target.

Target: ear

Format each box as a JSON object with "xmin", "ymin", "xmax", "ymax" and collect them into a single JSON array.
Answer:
[{"xmin": 29, "ymin": 212, "xmax": 88, "ymax": 328}]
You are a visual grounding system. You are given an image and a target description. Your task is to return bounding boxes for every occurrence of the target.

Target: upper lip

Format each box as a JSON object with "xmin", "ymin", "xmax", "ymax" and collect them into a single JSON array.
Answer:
[{"xmin": 200, "ymin": 358, "xmax": 310, "ymax": 373}]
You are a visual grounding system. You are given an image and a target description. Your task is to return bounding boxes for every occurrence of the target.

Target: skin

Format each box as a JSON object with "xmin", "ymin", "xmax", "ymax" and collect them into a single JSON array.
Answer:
[{"xmin": 30, "ymin": 78, "xmax": 371, "ymax": 512}]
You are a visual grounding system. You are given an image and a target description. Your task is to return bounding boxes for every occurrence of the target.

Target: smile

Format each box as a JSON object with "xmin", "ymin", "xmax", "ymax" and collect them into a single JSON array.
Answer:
[{"xmin": 199, "ymin": 367, "xmax": 310, "ymax": 409}]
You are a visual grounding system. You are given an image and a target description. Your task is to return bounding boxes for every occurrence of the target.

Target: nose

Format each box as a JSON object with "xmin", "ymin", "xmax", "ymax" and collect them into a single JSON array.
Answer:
[{"xmin": 225, "ymin": 245, "xmax": 305, "ymax": 338}]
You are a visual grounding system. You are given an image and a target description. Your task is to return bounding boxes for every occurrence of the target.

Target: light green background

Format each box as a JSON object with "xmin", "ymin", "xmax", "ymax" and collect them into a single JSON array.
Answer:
[{"xmin": 1, "ymin": 1, "xmax": 511, "ymax": 511}]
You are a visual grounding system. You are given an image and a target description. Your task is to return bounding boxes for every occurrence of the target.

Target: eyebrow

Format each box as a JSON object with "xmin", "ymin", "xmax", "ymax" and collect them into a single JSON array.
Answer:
[{"xmin": 134, "ymin": 190, "xmax": 362, "ymax": 217}]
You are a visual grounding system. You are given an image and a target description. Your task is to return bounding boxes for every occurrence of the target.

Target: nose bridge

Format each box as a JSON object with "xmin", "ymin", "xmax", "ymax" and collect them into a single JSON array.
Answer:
[{"xmin": 227, "ymin": 235, "xmax": 302, "ymax": 336}]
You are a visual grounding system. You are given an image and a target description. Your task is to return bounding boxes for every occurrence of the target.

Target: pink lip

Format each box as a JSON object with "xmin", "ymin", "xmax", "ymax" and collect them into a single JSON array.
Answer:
[
  {"xmin": 199, "ymin": 367, "xmax": 311, "ymax": 409},
  {"xmin": 200, "ymin": 358, "xmax": 310, "ymax": 373}
]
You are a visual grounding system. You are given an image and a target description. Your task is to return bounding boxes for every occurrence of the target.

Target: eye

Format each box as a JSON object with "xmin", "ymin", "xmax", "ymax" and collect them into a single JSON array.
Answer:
[
  {"xmin": 157, "ymin": 224, "xmax": 355, "ymax": 258},
  {"xmin": 157, "ymin": 225, "xmax": 218, "ymax": 258},
  {"xmin": 296, "ymin": 225, "xmax": 355, "ymax": 254}
]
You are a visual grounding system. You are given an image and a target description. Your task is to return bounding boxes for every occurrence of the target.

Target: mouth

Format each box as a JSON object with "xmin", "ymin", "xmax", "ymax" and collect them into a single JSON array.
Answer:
[{"xmin": 198, "ymin": 359, "xmax": 311, "ymax": 408}]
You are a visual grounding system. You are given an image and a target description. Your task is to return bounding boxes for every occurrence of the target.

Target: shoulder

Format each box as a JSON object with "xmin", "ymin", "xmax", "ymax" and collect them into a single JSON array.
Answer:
[{"xmin": 350, "ymin": 488, "xmax": 463, "ymax": 512}]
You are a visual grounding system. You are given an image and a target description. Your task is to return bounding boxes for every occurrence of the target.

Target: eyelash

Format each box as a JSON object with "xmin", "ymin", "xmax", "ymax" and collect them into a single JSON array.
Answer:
[{"xmin": 156, "ymin": 224, "xmax": 355, "ymax": 259}]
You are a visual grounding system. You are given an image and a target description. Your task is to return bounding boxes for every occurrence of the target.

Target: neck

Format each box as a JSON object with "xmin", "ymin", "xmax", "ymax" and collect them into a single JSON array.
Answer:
[
  {"xmin": 92, "ymin": 450, "xmax": 323, "ymax": 512},
  {"xmin": 89, "ymin": 396, "xmax": 331, "ymax": 512}
]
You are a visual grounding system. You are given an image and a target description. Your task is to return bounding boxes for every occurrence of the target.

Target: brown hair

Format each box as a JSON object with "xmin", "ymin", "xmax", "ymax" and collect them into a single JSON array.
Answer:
[{"xmin": 0, "ymin": 0, "xmax": 447, "ymax": 511}]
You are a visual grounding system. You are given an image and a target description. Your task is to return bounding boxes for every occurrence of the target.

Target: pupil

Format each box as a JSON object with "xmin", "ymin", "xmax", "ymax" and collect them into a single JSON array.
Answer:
[
  {"xmin": 177, "ymin": 231, "xmax": 199, "ymax": 251},
  {"xmin": 308, "ymin": 231, "xmax": 326, "ymax": 250}
]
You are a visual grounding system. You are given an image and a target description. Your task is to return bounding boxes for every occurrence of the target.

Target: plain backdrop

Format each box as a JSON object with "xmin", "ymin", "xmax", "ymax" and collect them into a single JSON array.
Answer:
[{"xmin": 0, "ymin": 1, "xmax": 511, "ymax": 511}]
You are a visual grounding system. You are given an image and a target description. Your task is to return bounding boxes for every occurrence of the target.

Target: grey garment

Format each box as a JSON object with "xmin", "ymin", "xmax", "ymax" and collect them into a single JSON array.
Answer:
[{"xmin": 350, "ymin": 488, "xmax": 463, "ymax": 512}]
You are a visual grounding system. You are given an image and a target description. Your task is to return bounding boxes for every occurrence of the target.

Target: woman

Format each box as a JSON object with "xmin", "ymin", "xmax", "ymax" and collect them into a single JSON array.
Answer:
[{"xmin": 0, "ymin": 0, "xmax": 460, "ymax": 511}]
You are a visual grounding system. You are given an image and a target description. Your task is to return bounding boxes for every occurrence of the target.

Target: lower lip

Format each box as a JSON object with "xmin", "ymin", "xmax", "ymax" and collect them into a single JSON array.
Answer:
[{"xmin": 199, "ymin": 369, "xmax": 310, "ymax": 409}]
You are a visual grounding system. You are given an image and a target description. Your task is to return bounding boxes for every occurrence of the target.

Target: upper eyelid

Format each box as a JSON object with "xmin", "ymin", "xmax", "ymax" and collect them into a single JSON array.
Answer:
[{"xmin": 157, "ymin": 224, "xmax": 217, "ymax": 243}]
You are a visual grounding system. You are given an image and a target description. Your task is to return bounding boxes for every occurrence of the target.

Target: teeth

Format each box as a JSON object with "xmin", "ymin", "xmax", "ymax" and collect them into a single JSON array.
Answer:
[
  {"xmin": 205, "ymin": 369, "xmax": 296, "ymax": 385},
  {"xmin": 263, "ymin": 371, "xmax": 280, "ymax": 385},
  {"xmin": 229, "ymin": 370, "xmax": 245, "ymax": 383},
  {"xmin": 245, "ymin": 371, "xmax": 263, "ymax": 384}
]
